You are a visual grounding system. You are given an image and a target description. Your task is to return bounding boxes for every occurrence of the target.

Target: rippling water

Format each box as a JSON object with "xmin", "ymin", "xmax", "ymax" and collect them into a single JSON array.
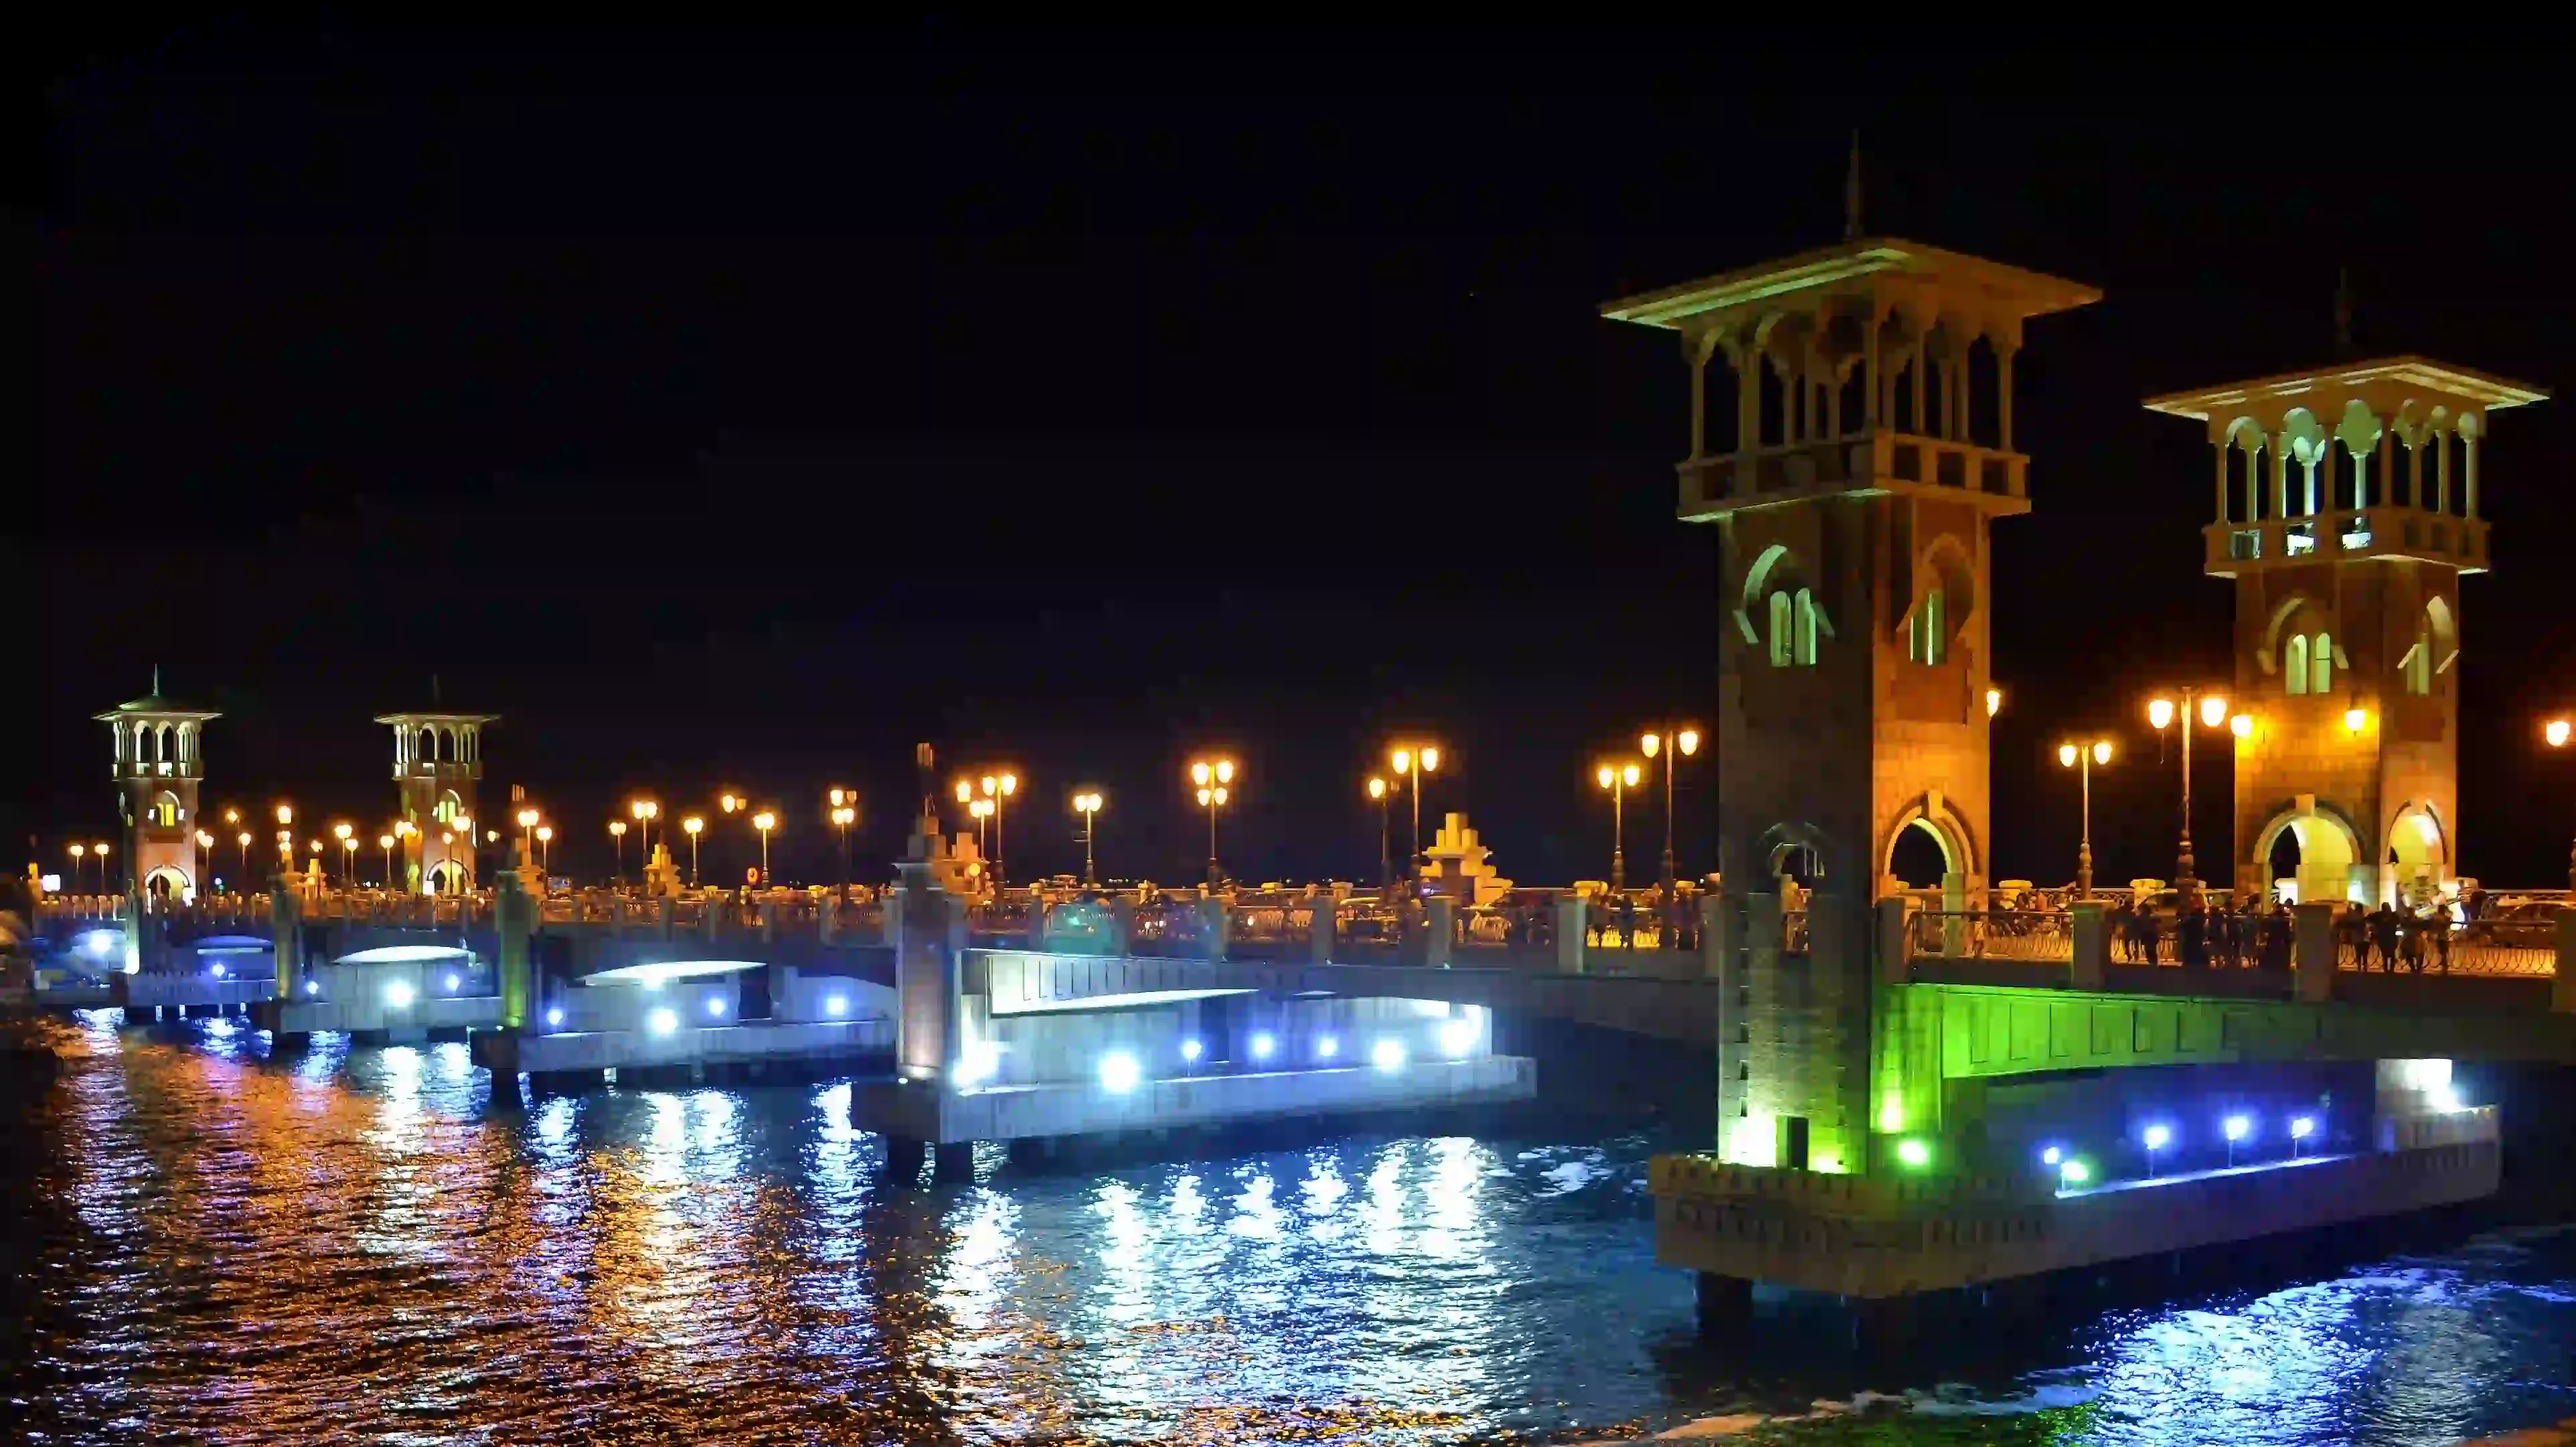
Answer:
[{"xmin": 6, "ymin": 1012, "xmax": 2575, "ymax": 1445}]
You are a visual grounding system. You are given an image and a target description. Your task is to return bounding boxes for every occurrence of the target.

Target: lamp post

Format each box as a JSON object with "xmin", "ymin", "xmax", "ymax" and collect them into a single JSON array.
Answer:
[
  {"xmin": 609, "ymin": 820, "xmax": 627, "ymax": 885},
  {"xmin": 516, "ymin": 807, "xmax": 539, "ymax": 857},
  {"xmin": 192, "ymin": 830, "xmax": 213, "ymax": 891},
  {"xmin": 1640, "ymin": 726, "xmax": 1702, "ymax": 890},
  {"xmin": 332, "ymin": 823, "xmax": 353, "ymax": 885},
  {"xmin": 2147, "ymin": 688, "xmax": 2230, "ymax": 900},
  {"xmin": 752, "ymin": 811, "xmax": 775, "ymax": 887},
  {"xmin": 967, "ymin": 773, "xmax": 1017, "ymax": 885},
  {"xmin": 341, "ymin": 834, "xmax": 358, "ymax": 881},
  {"xmin": 380, "ymin": 833, "xmax": 396, "ymax": 887},
  {"xmin": 827, "ymin": 790, "xmax": 856, "ymax": 901},
  {"xmin": 2548, "ymin": 717, "xmax": 2574, "ymax": 890},
  {"xmin": 1388, "ymin": 746, "xmax": 1440, "ymax": 879},
  {"xmin": 2057, "ymin": 740, "xmax": 2114, "ymax": 897},
  {"xmin": 1595, "ymin": 760, "xmax": 1642, "ymax": 891},
  {"xmin": 236, "ymin": 831, "xmax": 252, "ymax": 879},
  {"xmin": 630, "ymin": 800, "xmax": 658, "ymax": 872},
  {"xmin": 95, "ymin": 842, "xmax": 111, "ymax": 895},
  {"xmin": 1073, "ymin": 791, "xmax": 1104, "ymax": 885},
  {"xmin": 536, "ymin": 825, "xmax": 554, "ymax": 875},
  {"xmin": 68, "ymin": 843, "xmax": 85, "ymax": 894},
  {"xmin": 683, "ymin": 816, "xmax": 704, "ymax": 885},
  {"xmin": 1190, "ymin": 758, "xmax": 1235, "ymax": 886},
  {"xmin": 720, "ymin": 792, "xmax": 742, "ymax": 879},
  {"xmin": 1367, "ymin": 776, "xmax": 1391, "ymax": 887}
]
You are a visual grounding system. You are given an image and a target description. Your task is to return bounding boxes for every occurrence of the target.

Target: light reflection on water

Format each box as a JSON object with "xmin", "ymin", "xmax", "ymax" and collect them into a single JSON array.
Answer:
[{"xmin": 3, "ymin": 1015, "xmax": 2575, "ymax": 1444}]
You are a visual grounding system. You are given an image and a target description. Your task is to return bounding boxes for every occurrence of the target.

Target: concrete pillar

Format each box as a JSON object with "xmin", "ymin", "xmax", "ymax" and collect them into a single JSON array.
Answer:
[
  {"xmin": 1745, "ymin": 892, "xmax": 1783, "ymax": 974},
  {"xmin": 1872, "ymin": 896, "xmax": 1911, "ymax": 985},
  {"xmin": 656, "ymin": 895, "xmax": 675, "ymax": 940},
  {"xmin": 704, "ymin": 889, "xmax": 724, "ymax": 942},
  {"xmin": 1554, "ymin": 896, "xmax": 1588, "ymax": 974},
  {"xmin": 2292, "ymin": 901, "xmax": 2338, "ymax": 1003},
  {"xmin": 1309, "ymin": 894, "xmax": 1336, "ymax": 964},
  {"xmin": 892, "ymin": 869, "xmax": 962, "ymax": 1082},
  {"xmin": 269, "ymin": 881, "xmax": 301, "ymax": 998},
  {"xmin": 495, "ymin": 867, "xmax": 535, "ymax": 1030},
  {"xmin": 1425, "ymin": 897, "xmax": 1455, "ymax": 968},
  {"xmin": 759, "ymin": 898, "xmax": 777, "ymax": 944},
  {"xmin": 2553, "ymin": 908, "xmax": 2576, "ymax": 1014},
  {"xmin": 1109, "ymin": 896, "xmax": 1135, "ymax": 956},
  {"xmin": 1699, "ymin": 893, "xmax": 1729, "ymax": 981},
  {"xmin": 1194, "ymin": 896, "xmax": 1231, "ymax": 962},
  {"xmin": 2070, "ymin": 902, "xmax": 2109, "ymax": 990},
  {"xmin": 818, "ymin": 895, "xmax": 838, "ymax": 945},
  {"xmin": 1940, "ymin": 871, "xmax": 1969, "ymax": 957},
  {"xmin": 609, "ymin": 895, "xmax": 627, "ymax": 935}
]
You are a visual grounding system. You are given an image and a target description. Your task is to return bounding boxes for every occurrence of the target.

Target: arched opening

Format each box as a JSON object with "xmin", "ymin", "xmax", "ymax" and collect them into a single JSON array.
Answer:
[
  {"xmin": 1905, "ymin": 540, "xmax": 1975, "ymax": 667},
  {"xmin": 436, "ymin": 790, "xmax": 463, "ymax": 827},
  {"xmin": 2312, "ymin": 632, "xmax": 2334, "ymax": 695},
  {"xmin": 2255, "ymin": 806, "xmax": 2361, "ymax": 906},
  {"xmin": 152, "ymin": 790, "xmax": 181, "ymax": 829},
  {"xmin": 1888, "ymin": 821, "xmax": 1952, "ymax": 889},
  {"xmin": 2387, "ymin": 802, "xmax": 2448, "ymax": 907},
  {"xmin": 424, "ymin": 859, "xmax": 467, "ymax": 894},
  {"xmin": 1755, "ymin": 822, "xmax": 1832, "ymax": 890},
  {"xmin": 1742, "ymin": 545, "xmax": 1821, "ymax": 669},
  {"xmin": 143, "ymin": 864, "xmax": 192, "ymax": 904},
  {"xmin": 2285, "ymin": 634, "xmax": 2310, "ymax": 695},
  {"xmin": 2404, "ymin": 597, "xmax": 2456, "ymax": 697},
  {"xmin": 418, "ymin": 728, "xmax": 436, "ymax": 764}
]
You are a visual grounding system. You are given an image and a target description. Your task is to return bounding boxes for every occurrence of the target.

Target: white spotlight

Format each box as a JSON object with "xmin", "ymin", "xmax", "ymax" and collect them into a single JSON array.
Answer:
[
  {"xmin": 1100, "ymin": 1051, "xmax": 1141, "ymax": 1093},
  {"xmin": 382, "ymin": 981, "xmax": 415, "ymax": 1009},
  {"xmin": 544, "ymin": 1007, "xmax": 564, "ymax": 1029},
  {"xmin": 825, "ymin": 994, "xmax": 848, "ymax": 1017},
  {"xmin": 647, "ymin": 1007, "xmax": 677, "ymax": 1036},
  {"xmin": 1372, "ymin": 1038, "xmax": 1405, "ymax": 1071},
  {"xmin": 1438, "ymin": 1019, "xmax": 1475, "ymax": 1058},
  {"xmin": 706, "ymin": 997, "xmax": 726, "ymax": 1019},
  {"xmin": 1250, "ymin": 1031, "xmax": 1276, "ymax": 1061},
  {"xmin": 1316, "ymin": 1034, "xmax": 1339, "ymax": 1060}
]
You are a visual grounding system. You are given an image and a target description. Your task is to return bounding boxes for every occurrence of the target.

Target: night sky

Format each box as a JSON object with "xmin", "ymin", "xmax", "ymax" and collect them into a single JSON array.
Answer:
[{"xmin": 17, "ymin": 23, "xmax": 2575, "ymax": 893}]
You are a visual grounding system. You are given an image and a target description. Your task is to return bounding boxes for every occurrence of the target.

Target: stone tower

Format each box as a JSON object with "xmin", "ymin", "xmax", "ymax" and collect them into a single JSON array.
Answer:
[
  {"xmin": 2145, "ymin": 358, "xmax": 2547, "ymax": 907},
  {"xmin": 94, "ymin": 671, "xmax": 222, "ymax": 901},
  {"xmin": 1603, "ymin": 237, "xmax": 2095, "ymax": 1175},
  {"xmin": 375, "ymin": 709, "xmax": 497, "ymax": 893}
]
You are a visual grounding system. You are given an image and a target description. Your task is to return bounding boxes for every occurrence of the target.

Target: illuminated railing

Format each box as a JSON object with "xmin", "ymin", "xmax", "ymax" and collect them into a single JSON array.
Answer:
[
  {"xmin": 2205, "ymin": 505, "xmax": 2488, "ymax": 574},
  {"xmin": 1907, "ymin": 909, "xmax": 2075, "ymax": 962},
  {"xmin": 1678, "ymin": 432, "xmax": 2026, "ymax": 519}
]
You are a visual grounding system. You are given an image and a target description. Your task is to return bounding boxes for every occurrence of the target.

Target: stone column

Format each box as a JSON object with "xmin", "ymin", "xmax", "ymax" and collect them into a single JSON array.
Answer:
[
  {"xmin": 1425, "ymin": 897, "xmax": 1455, "ymax": 968},
  {"xmin": 1308, "ymin": 894, "xmax": 1336, "ymax": 964},
  {"xmin": 892, "ymin": 868, "xmax": 961, "ymax": 1082},
  {"xmin": 1109, "ymin": 896, "xmax": 1135, "ymax": 956},
  {"xmin": 1554, "ymin": 895, "xmax": 1588, "ymax": 974},
  {"xmin": 495, "ymin": 867, "xmax": 535, "ymax": 1029},
  {"xmin": 2553, "ymin": 908, "xmax": 2576, "ymax": 1014},
  {"xmin": 269, "ymin": 879, "xmax": 301, "ymax": 998},
  {"xmin": 704, "ymin": 888, "xmax": 724, "ymax": 942},
  {"xmin": 2291, "ymin": 901, "xmax": 2338, "ymax": 1003},
  {"xmin": 759, "ymin": 898, "xmax": 777, "ymax": 944},
  {"xmin": 818, "ymin": 893, "xmax": 838, "ymax": 945},
  {"xmin": 1699, "ymin": 892, "xmax": 1730, "ymax": 981},
  {"xmin": 2070, "ymin": 902, "xmax": 2109, "ymax": 990},
  {"xmin": 655, "ymin": 895, "xmax": 675, "ymax": 940}
]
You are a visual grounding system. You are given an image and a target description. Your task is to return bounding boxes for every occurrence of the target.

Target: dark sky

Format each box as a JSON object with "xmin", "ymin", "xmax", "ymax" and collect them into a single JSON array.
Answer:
[{"xmin": 16, "ymin": 22, "xmax": 2576, "ymax": 891}]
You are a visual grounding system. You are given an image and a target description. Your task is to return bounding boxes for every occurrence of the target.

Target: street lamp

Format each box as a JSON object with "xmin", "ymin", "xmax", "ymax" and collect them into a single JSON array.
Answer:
[
  {"xmin": 275, "ymin": 804, "xmax": 293, "ymax": 830},
  {"xmin": 630, "ymin": 799, "xmax": 658, "ymax": 868},
  {"xmin": 1367, "ymin": 776, "xmax": 1391, "ymax": 886},
  {"xmin": 516, "ymin": 807, "xmax": 539, "ymax": 855},
  {"xmin": 332, "ymin": 822, "xmax": 353, "ymax": 885},
  {"xmin": 827, "ymin": 790, "xmax": 856, "ymax": 900},
  {"xmin": 1388, "ymin": 745, "xmax": 1440, "ymax": 879},
  {"xmin": 1190, "ymin": 758, "xmax": 1236, "ymax": 886},
  {"xmin": 1595, "ymin": 760, "xmax": 1642, "ymax": 891},
  {"xmin": 966, "ymin": 796, "xmax": 993, "ymax": 861},
  {"xmin": 609, "ymin": 819, "xmax": 628, "ymax": 884},
  {"xmin": 1986, "ymin": 687, "xmax": 2005, "ymax": 719},
  {"xmin": 682, "ymin": 816, "xmax": 704, "ymax": 885},
  {"xmin": 2147, "ymin": 687, "xmax": 2230, "ymax": 900},
  {"xmin": 1072, "ymin": 791, "xmax": 1105, "ymax": 885},
  {"xmin": 193, "ymin": 829, "xmax": 214, "ymax": 890},
  {"xmin": 967, "ymin": 773, "xmax": 1018, "ymax": 885},
  {"xmin": 2547, "ymin": 717, "xmax": 2574, "ymax": 890},
  {"xmin": 380, "ymin": 833, "xmax": 396, "ymax": 887},
  {"xmin": 1640, "ymin": 726, "xmax": 1702, "ymax": 890},
  {"xmin": 341, "ymin": 834, "xmax": 358, "ymax": 879},
  {"xmin": 2057, "ymin": 739, "xmax": 2114, "ymax": 896},
  {"xmin": 536, "ymin": 824, "xmax": 553, "ymax": 874},
  {"xmin": 236, "ymin": 831, "xmax": 252, "ymax": 877},
  {"xmin": 94, "ymin": 842, "xmax": 110, "ymax": 894},
  {"xmin": 752, "ymin": 811, "xmax": 776, "ymax": 886},
  {"xmin": 68, "ymin": 843, "xmax": 85, "ymax": 893}
]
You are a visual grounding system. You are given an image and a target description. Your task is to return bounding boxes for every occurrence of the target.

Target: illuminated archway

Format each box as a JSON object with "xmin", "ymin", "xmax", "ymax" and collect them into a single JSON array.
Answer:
[
  {"xmin": 1881, "ymin": 794, "xmax": 1978, "ymax": 899},
  {"xmin": 2387, "ymin": 800, "xmax": 2449, "ymax": 906},
  {"xmin": 424, "ymin": 859, "xmax": 467, "ymax": 895},
  {"xmin": 2253, "ymin": 804, "xmax": 2362, "ymax": 906},
  {"xmin": 143, "ymin": 864, "xmax": 192, "ymax": 904}
]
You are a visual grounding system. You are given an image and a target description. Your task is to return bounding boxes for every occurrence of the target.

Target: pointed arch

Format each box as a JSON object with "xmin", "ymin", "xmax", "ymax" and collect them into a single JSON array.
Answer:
[{"xmin": 2284, "ymin": 634, "xmax": 2310, "ymax": 696}]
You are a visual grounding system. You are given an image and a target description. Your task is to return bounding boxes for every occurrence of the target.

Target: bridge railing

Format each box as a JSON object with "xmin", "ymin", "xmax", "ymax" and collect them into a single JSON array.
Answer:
[{"xmin": 1907, "ymin": 909, "xmax": 2077, "ymax": 962}]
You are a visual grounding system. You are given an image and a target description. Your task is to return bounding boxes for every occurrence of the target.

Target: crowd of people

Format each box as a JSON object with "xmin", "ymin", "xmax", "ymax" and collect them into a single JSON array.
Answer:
[{"xmin": 2108, "ymin": 894, "xmax": 2460, "ymax": 974}]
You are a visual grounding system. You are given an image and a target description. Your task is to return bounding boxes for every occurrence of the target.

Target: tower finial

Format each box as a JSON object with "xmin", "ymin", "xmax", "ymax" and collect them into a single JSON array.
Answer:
[
  {"xmin": 432, "ymin": 672, "xmax": 442, "ymax": 706},
  {"xmin": 151, "ymin": 664, "xmax": 161, "ymax": 698},
  {"xmin": 2334, "ymin": 266, "xmax": 2355, "ymax": 357},
  {"xmin": 1844, "ymin": 129, "xmax": 1863, "ymax": 241}
]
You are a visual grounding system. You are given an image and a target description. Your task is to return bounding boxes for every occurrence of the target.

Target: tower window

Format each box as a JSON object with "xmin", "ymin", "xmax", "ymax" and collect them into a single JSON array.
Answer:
[
  {"xmin": 1765, "ymin": 588, "xmax": 1820, "ymax": 667},
  {"xmin": 1768, "ymin": 590, "xmax": 1793, "ymax": 667},
  {"xmin": 1794, "ymin": 589, "xmax": 1819, "ymax": 665},
  {"xmin": 2312, "ymin": 632, "xmax": 2334, "ymax": 696},
  {"xmin": 2285, "ymin": 634, "xmax": 2309, "ymax": 696},
  {"xmin": 1907, "ymin": 590, "xmax": 1945, "ymax": 666}
]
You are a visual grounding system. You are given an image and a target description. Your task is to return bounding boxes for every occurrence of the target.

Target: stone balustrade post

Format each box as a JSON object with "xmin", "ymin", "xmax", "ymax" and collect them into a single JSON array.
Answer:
[
  {"xmin": 1875, "ymin": 896, "xmax": 1913, "ymax": 985},
  {"xmin": 1309, "ymin": 894, "xmax": 1337, "ymax": 964},
  {"xmin": 609, "ymin": 895, "xmax": 627, "ymax": 936},
  {"xmin": 1554, "ymin": 894, "xmax": 1588, "ymax": 974},
  {"xmin": 759, "ymin": 897, "xmax": 777, "ymax": 944},
  {"xmin": 1699, "ymin": 892, "xmax": 1732, "ymax": 980},
  {"xmin": 2069, "ymin": 902, "xmax": 2109, "ymax": 990},
  {"xmin": 1194, "ymin": 895, "xmax": 1231, "ymax": 962},
  {"xmin": 2291, "ymin": 901, "xmax": 2338, "ymax": 1003},
  {"xmin": 705, "ymin": 888, "xmax": 724, "ymax": 942},
  {"xmin": 1425, "ymin": 897, "xmax": 1455, "ymax": 968},
  {"xmin": 818, "ymin": 893, "xmax": 839, "ymax": 945},
  {"xmin": 656, "ymin": 895, "xmax": 675, "ymax": 940},
  {"xmin": 1109, "ymin": 896, "xmax": 1135, "ymax": 956},
  {"xmin": 2553, "ymin": 907, "xmax": 2576, "ymax": 1014}
]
